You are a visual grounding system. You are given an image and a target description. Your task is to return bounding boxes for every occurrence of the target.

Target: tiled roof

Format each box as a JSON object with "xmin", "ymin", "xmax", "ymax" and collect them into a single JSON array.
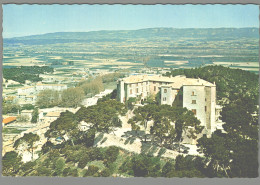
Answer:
[
  {"xmin": 2, "ymin": 117, "xmax": 17, "ymax": 124},
  {"xmin": 45, "ymin": 112, "xmax": 61, "ymax": 117},
  {"xmin": 121, "ymin": 75, "xmax": 215, "ymax": 87},
  {"xmin": 36, "ymin": 84, "xmax": 66, "ymax": 87}
]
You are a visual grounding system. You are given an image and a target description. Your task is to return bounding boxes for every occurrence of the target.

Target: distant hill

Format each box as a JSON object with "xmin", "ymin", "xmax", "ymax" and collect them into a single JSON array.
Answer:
[{"xmin": 4, "ymin": 27, "xmax": 259, "ymax": 45}]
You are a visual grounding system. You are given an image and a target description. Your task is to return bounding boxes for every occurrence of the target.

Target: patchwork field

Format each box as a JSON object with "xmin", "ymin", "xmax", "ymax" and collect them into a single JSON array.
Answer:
[{"xmin": 3, "ymin": 28, "xmax": 259, "ymax": 74}]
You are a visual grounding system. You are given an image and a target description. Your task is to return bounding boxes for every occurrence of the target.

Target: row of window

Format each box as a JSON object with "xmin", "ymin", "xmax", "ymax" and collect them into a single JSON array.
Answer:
[
  {"xmin": 129, "ymin": 86, "xmax": 148, "ymax": 94},
  {"xmin": 129, "ymin": 81, "xmax": 170, "ymax": 88}
]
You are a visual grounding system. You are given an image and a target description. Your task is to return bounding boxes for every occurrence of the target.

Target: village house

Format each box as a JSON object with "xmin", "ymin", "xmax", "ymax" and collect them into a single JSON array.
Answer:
[
  {"xmin": 2, "ymin": 116, "xmax": 17, "ymax": 127},
  {"xmin": 35, "ymin": 83, "xmax": 67, "ymax": 91},
  {"xmin": 20, "ymin": 110, "xmax": 34, "ymax": 121},
  {"xmin": 117, "ymin": 74, "xmax": 221, "ymax": 138}
]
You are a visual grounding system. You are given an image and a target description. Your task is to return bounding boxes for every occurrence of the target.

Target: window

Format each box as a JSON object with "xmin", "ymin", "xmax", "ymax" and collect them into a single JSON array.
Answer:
[
  {"xmin": 164, "ymin": 89, "xmax": 167, "ymax": 93},
  {"xmin": 136, "ymin": 88, "xmax": 139, "ymax": 93},
  {"xmin": 192, "ymin": 100, "xmax": 196, "ymax": 104},
  {"xmin": 205, "ymin": 98, "xmax": 207, "ymax": 101},
  {"xmin": 192, "ymin": 109, "xmax": 197, "ymax": 115},
  {"xmin": 154, "ymin": 86, "xmax": 156, "ymax": 91},
  {"xmin": 163, "ymin": 97, "xmax": 167, "ymax": 101},
  {"xmin": 205, "ymin": 106, "xmax": 207, "ymax": 112},
  {"xmin": 146, "ymin": 82, "xmax": 148, "ymax": 85},
  {"xmin": 142, "ymin": 87, "xmax": 143, "ymax": 92},
  {"xmin": 129, "ymin": 84, "xmax": 132, "ymax": 88},
  {"xmin": 130, "ymin": 89, "xmax": 132, "ymax": 95},
  {"xmin": 192, "ymin": 91, "xmax": 195, "ymax": 96}
]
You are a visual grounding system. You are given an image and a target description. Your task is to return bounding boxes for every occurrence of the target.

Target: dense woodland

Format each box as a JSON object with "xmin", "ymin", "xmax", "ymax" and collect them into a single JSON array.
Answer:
[
  {"xmin": 2, "ymin": 66, "xmax": 259, "ymax": 177},
  {"xmin": 3, "ymin": 66, "xmax": 53, "ymax": 84}
]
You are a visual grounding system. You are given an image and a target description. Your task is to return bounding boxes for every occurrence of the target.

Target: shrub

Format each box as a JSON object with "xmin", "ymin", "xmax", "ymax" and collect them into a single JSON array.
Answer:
[
  {"xmin": 55, "ymin": 158, "xmax": 65, "ymax": 176},
  {"xmin": 99, "ymin": 168, "xmax": 111, "ymax": 177},
  {"xmin": 162, "ymin": 160, "xmax": 175, "ymax": 177},
  {"xmin": 36, "ymin": 166, "xmax": 52, "ymax": 176},
  {"xmin": 78, "ymin": 154, "xmax": 90, "ymax": 169},
  {"xmin": 131, "ymin": 154, "xmax": 161, "ymax": 177},
  {"xmin": 84, "ymin": 165, "xmax": 99, "ymax": 177},
  {"xmin": 104, "ymin": 146, "xmax": 119, "ymax": 165},
  {"xmin": 63, "ymin": 167, "xmax": 78, "ymax": 177}
]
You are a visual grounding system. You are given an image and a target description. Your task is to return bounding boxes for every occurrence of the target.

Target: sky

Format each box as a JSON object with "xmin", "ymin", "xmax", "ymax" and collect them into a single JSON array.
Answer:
[{"xmin": 3, "ymin": 4, "xmax": 259, "ymax": 38}]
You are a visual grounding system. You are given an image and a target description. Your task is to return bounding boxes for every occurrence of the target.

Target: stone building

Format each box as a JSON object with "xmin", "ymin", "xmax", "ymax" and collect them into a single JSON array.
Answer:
[{"xmin": 117, "ymin": 74, "xmax": 218, "ymax": 137}]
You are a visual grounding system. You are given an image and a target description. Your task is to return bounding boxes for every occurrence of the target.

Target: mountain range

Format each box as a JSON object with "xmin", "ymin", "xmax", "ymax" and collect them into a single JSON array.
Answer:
[{"xmin": 4, "ymin": 27, "xmax": 259, "ymax": 45}]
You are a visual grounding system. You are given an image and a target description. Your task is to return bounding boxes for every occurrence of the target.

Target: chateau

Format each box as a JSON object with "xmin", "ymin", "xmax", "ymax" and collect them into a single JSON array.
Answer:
[{"xmin": 117, "ymin": 74, "xmax": 220, "ymax": 137}]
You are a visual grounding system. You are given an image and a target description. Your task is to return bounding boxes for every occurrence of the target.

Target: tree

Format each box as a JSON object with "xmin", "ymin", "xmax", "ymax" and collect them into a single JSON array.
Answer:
[
  {"xmin": 54, "ymin": 158, "xmax": 65, "ymax": 176},
  {"xmin": 125, "ymin": 97, "xmax": 136, "ymax": 110},
  {"xmin": 75, "ymin": 100, "xmax": 125, "ymax": 134},
  {"xmin": 174, "ymin": 108, "xmax": 203, "ymax": 150},
  {"xmin": 14, "ymin": 132, "xmax": 40, "ymax": 161},
  {"xmin": 21, "ymin": 104, "xmax": 34, "ymax": 110},
  {"xmin": 150, "ymin": 105, "xmax": 178, "ymax": 147},
  {"xmin": 97, "ymin": 89, "xmax": 117, "ymax": 103},
  {"xmin": 20, "ymin": 161, "xmax": 36, "ymax": 176},
  {"xmin": 61, "ymin": 87, "xmax": 85, "ymax": 108},
  {"xmin": 76, "ymin": 128, "xmax": 96, "ymax": 147},
  {"xmin": 36, "ymin": 166, "xmax": 52, "ymax": 176},
  {"xmin": 129, "ymin": 104, "xmax": 203, "ymax": 148},
  {"xmin": 99, "ymin": 168, "xmax": 111, "ymax": 177},
  {"xmin": 31, "ymin": 107, "xmax": 39, "ymax": 123},
  {"xmin": 104, "ymin": 146, "xmax": 119, "ymax": 165},
  {"xmin": 2, "ymin": 151, "xmax": 22, "ymax": 176},
  {"xmin": 128, "ymin": 104, "xmax": 158, "ymax": 142},
  {"xmin": 45, "ymin": 111, "xmax": 78, "ymax": 145},
  {"xmin": 79, "ymin": 76, "xmax": 104, "ymax": 96},
  {"xmin": 84, "ymin": 165, "xmax": 99, "ymax": 177},
  {"xmin": 41, "ymin": 141, "xmax": 54, "ymax": 154},
  {"xmin": 63, "ymin": 167, "xmax": 78, "ymax": 177},
  {"xmin": 162, "ymin": 160, "xmax": 175, "ymax": 177},
  {"xmin": 131, "ymin": 154, "xmax": 161, "ymax": 177},
  {"xmin": 36, "ymin": 89, "xmax": 60, "ymax": 108},
  {"xmin": 197, "ymin": 96, "xmax": 259, "ymax": 177},
  {"xmin": 2, "ymin": 101, "xmax": 21, "ymax": 114}
]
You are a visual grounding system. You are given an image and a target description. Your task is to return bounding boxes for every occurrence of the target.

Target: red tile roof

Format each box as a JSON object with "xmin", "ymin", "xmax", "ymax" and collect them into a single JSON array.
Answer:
[{"xmin": 2, "ymin": 117, "xmax": 17, "ymax": 124}]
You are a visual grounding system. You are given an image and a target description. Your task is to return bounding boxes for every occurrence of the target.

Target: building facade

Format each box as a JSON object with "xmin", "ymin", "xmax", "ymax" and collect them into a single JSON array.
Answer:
[{"xmin": 117, "ymin": 75, "xmax": 218, "ymax": 137}]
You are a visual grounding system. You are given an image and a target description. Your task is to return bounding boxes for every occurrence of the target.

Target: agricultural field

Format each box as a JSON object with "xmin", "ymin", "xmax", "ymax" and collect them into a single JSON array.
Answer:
[{"xmin": 3, "ymin": 28, "xmax": 259, "ymax": 74}]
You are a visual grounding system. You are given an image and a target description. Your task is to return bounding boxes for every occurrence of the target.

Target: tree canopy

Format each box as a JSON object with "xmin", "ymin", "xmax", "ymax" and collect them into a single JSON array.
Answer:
[
  {"xmin": 129, "ymin": 104, "xmax": 203, "ymax": 148},
  {"xmin": 36, "ymin": 89, "xmax": 60, "ymax": 108},
  {"xmin": 13, "ymin": 132, "xmax": 40, "ymax": 161},
  {"xmin": 75, "ymin": 100, "xmax": 126, "ymax": 133}
]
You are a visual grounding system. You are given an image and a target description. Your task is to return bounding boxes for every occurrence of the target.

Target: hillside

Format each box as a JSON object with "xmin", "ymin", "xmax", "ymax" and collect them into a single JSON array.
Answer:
[{"xmin": 4, "ymin": 27, "xmax": 259, "ymax": 45}]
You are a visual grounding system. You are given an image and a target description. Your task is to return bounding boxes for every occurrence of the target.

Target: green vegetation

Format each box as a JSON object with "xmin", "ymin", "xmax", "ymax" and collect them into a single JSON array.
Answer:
[
  {"xmin": 2, "ymin": 65, "xmax": 258, "ymax": 178},
  {"xmin": 101, "ymin": 73, "xmax": 125, "ymax": 83},
  {"xmin": 2, "ymin": 102, "xmax": 20, "ymax": 114},
  {"xmin": 3, "ymin": 66, "xmax": 53, "ymax": 84},
  {"xmin": 31, "ymin": 108, "xmax": 39, "ymax": 123},
  {"xmin": 36, "ymin": 90, "xmax": 60, "ymax": 108},
  {"xmin": 78, "ymin": 76, "xmax": 104, "ymax": 96},
  {"xmin": 60, "ymin": 87, "xmax": 85, "ymax": 108},
  {"xmin": 2, "ymin": 151, "xmax": 22, "ymax": 176},
  {"xmin": 197, "ymin": 96, "xmax": 258, "ymax": 178},
  {"xmin": 2, "ymin": 128, "xmax": 26, "ymax": 134},
  {"xmin": 75, "ymin": 100, "xmax": 126, "ymax": 133},
  {"xmin": 14, "ymin": 133, "xmax": 40, "ymax": 161},
  {"xmin": 128, "ymin": 104, "xmax": 203, "ymax": 148},
  {"xmin": 165, "ymin": 65, "xmax": 259, "ymax": 104},
  {"xmin": 36, "ymin": 87, "xmax": 84, "ymax": 108},
  {"xmin": 2, "ymin": 142, "xmax": 207, "ymax": 178}
]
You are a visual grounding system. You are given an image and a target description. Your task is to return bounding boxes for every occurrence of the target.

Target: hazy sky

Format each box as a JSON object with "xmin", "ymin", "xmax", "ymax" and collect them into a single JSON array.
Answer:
[{"xmin": 3, "ymin": 4, "xmax": 259, "ymax": 38}]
